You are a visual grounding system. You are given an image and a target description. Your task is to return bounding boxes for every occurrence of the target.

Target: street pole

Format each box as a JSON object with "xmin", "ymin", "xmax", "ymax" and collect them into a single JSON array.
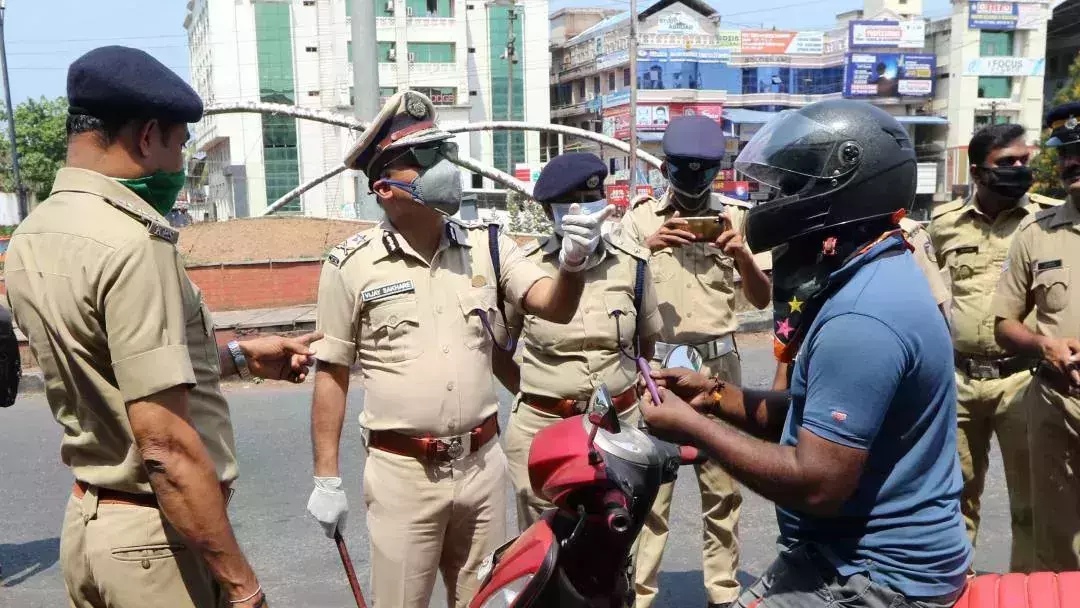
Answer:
[
  {"xmin": 505, "ymin": 6, "xmax": 517, "ymax": 174},
  {"xmin": 0, "ymin": 2, "xmax": 26, "ymax": 221},
  {"xmin": 628, "ymin": 0, "xmax": 639, "ymax": 197},
  {"xmin": 353, "ymin": 0, "xmax": 381, "ymax": 220},
  {"xmin": 989, "ymin": 100, "xmax": 999, "ymax": 125}
]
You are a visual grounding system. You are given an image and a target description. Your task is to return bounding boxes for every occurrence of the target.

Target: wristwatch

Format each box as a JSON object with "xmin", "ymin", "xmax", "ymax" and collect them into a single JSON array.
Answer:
[{"xmin": 227, "ymin": 340, "xmax": 253, "ymax": 381}]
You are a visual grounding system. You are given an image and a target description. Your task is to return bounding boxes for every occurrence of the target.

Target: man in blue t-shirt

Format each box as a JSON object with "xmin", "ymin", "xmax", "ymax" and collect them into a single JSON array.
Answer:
[{"xmin": 642, "ymin": 100, "xmax": 971, "ymax": 608}]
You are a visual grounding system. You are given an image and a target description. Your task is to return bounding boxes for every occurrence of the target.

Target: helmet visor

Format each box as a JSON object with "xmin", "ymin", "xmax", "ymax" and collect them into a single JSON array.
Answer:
[{"xmin": 734, "ymin": 111, "xmax": 859, "ymax": 192}]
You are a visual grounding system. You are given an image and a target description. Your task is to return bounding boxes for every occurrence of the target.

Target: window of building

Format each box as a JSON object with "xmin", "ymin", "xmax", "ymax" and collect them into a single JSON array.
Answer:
[
  {"xmin": 375, "ymin": 0, "xmax": 393, "ymax": 16},
  {"xmin": 593, "ymin": 76, "xmax": 601, "ymax": 96},
  {"xmin": 577, "ymin": 79, "xmax": 586, "ymax": 99},
  {"xmin": 488, "ymin": 4, "xmax": 524, "ymax": 172},
  {"xmin": 623, "ymin": 68, "xmax": 631, "ymax": 87},
  {"xmin": 409, "ymin": 42, "xmax": 455, "ymax": 63},
  {"xmin": 349, "ymin": 86, "xmax": 354, "ymax": 106},
  {"xmin": 974, "ymin": 114, "xmax": 1011, "ymax": 129},
  {"xmin": 471, "ymin": 173, "xmax": 483, "ymax": 188},
  {"xmin": 412, "ymin": 86, "xmax": 457, "ymax": 105},
  {"xmin": 379, "ymin": 87, "xmax": 396, "ymax": 105},
  {"xmin": 254, "ymin": 2, "xmax": 301, "ymax": 213},
  {"xmin": 978, "ymin": 76, "xmax": 1012, "ymax": 99},
  {"xmin": 347, "ymin": 41, "xmax": 352, "ymax": 62},
  {"xmin": 406, "ymin": 0, "xmax": 452, "ymax": 17},
  {"xmin": 980, "ymin": 31, "xmax": 1014, "ymax": 57},
  {"xmin": 608, "ymin": 72, "xmax": 616, "ymax": 91},
  {"xmin": 348, "ymin": 0, "xmax": 355, "ymax": 16},
  {"xmin": 377, "ymin": 41, "xmax": 396, "ymax": 62},
  {"xmin": 305, "ymin": 46, "xmax": 318, "ymax": 53}
]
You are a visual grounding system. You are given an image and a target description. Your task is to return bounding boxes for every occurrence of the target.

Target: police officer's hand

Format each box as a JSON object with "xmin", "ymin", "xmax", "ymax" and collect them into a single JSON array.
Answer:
[
  {"xmin": 1038, "ymin": 336, "xmax": 1080, "ymax": 386},
  {"xmin": 241, "ymin": 332, "xmax": 324, "ymax": 383},
  {"xmin": 640, "ymin": 386, "xmax": 700, "ymax": 445},
  {"xmin": 231, "ymin": 590, "xmax": 269, "ymax": 608},
  {"xmin": 645, "ymin": 211, "xmax": 697, "ymax": 252},
  {"xmin": 559, "ymin": 203, "xmax": 617, "ymax": 271},
  {"xmin": 648, "ymin": 368, "xmax": 715, "ymax": 411},
  {"xmin": 307, "ymin": 476, "xmax": 348, "ymax": 538},
  {"xmin": 711, "ymin": 215, "xmax": 750, "ymax": 261}
]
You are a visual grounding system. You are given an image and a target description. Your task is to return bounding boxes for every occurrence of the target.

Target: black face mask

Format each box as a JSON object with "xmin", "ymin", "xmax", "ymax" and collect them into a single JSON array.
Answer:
[{"xmin": 978, "ymin": 166, "xmax": 1033, "ymax": 201}]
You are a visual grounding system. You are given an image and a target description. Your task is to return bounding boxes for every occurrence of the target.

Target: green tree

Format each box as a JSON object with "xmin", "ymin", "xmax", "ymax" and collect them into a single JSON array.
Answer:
[
  {"xmin": 1032, "ymin": 54, "xmax": 1080, "ymax": 198},
  {"xmin": 506, "ymin": 190, "xmax": 552, "ymax": 235},
  {"xmin": 0, "ymin": 96, "xmax": 69, "ymax": 203}
]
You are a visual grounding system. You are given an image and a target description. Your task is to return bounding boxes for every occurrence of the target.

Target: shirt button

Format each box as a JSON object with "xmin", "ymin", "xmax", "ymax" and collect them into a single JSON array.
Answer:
[
  {"xmin": 443, "ymin": 345, "xmax": 450, "ymax": 353},
  {"xmin": 388, "ymin": 315, "xmax": 398, "ymax": 324},
  {"xmin": 687, "ymin": 311, "xmax": 694, "ymax": 318},
  {"xmin": 447, "ymin": 382, "xmax": 455, "ymax": 391},
  {"xmin": 686, "ymin": 283, "xmax": 692, "ymax": 288},
  {"xmin": 436, "ymin": 305, "xmax": 443, "ymax": 314}
]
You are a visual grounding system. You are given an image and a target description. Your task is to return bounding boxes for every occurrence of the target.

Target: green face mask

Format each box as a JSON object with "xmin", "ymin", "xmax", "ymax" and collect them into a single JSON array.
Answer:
[{"xmin": 116, "ymin": 170, "xmax": 186, "ymax": 216}]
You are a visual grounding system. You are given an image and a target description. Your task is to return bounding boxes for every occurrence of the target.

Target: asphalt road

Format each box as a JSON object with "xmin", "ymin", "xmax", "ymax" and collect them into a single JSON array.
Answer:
[{"xmin": 0, "ymin": 335, "xmax": 1012, "ymax": 607}]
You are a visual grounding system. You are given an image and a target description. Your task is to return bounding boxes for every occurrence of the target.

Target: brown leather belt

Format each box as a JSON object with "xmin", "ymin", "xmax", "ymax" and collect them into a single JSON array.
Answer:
[
  {"xmin": 954, "ymin": 351, "xmax": 1034, "ymax": 380},
  {"xmin": 368, "ymin": 414, "xmax": 499, "ymax": 462},
  {"xmin": 522, "ymin": 387, "xmax": 638, "ymax": 419},
  {"xmin": 1036, "ymin": 364, "xmax": 1080, "ymax": 398},
  {"xmin": 72, "ymin": 480, "xmax": 233, "ymax": 508}
]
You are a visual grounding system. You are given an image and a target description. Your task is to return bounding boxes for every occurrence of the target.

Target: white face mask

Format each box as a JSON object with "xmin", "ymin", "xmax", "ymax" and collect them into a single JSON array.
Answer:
[{"xmin": 550, "ymin": 199, "xmax": 609, "ymax": 234}]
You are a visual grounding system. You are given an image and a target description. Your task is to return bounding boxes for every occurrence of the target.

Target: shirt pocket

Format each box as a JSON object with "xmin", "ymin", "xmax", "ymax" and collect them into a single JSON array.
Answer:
[
  {"xmin": 702, "ymin": 248, "xmax": 735, "ymax": 292},
  {"xmin": 182, "ymin": 281, "xmax": 217, "ymax": 368},
  {"xmin": 458, "ymin": 286, "xmax": 498, "ymax": 351},
  {"xmin": 943, "ymin": 245, "xmax": 981, "ymax": 283},
  {"xmin": 585, "ymin": 291, "xmax": 637, "ymax": 352},
  {"xmin": 1034, "ymin": 267, "xmax": 1070, "ymax": 314},
  {"xmin": 364, "ymin": 297, "xmax": 424, "ymax": 362},
  {"xmin": 650, "ymin": 249, "xmax": 677, "ymax": 282}
]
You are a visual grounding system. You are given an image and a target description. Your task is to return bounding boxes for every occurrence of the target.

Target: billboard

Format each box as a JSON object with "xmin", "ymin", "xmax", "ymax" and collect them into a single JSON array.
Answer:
[
  {"xmin": 969, "ymin": 2, "xmax": 1018, "ymax": 29},
  {"xmin": 849, "ymin": 20, "xmax": 926, "ymax": 49},
  {"xmin": 604, "ymin": 102, "xmax": 724, "ymax": 139},
  {"xmin": 740, "ymin": 30, "xmax": 825, "ymax": 55},
  {"xmin": 636, "ymin": 47, "xmax": 736, "ymax": 91},
  {"xmin": 963, "ymin": 56, "xmax": 1045, "ymax": 76},
  {"xmin": 606, "ymin": 184, "xmax": 630, "ymax": 209},
  {"xmin": 844, "ymin": 53, "xmax": 935, "ymax": 98}
]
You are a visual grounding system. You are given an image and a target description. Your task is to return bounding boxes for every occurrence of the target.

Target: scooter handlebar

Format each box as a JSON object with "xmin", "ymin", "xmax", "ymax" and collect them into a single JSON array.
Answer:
[{"xmin": 679, "ymin": 445, "xmax": 708, "ymax": 466}]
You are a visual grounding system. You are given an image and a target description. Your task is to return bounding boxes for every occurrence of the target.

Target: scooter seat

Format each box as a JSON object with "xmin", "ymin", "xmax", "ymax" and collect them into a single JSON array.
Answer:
[{"xmin": 953, "ymin": 573, "xmax": 1080, "ymax": 608}]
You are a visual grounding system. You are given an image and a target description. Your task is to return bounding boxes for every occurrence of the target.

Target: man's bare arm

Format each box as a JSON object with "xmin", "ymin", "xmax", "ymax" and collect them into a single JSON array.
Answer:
[
  {"xmin": 127, "ymin": 386, "xmax": 263, "ymax": 606},
  {"xmin": 522, "ymin": 273, "xmax": 584, "ymax": 325},
  {"xmin": 650, "ymin": 368, "xmax": 790, "ymax": 440},
  {"xmin": 312, "ymin": 362, "xmax": 351, "ymax": 477}
]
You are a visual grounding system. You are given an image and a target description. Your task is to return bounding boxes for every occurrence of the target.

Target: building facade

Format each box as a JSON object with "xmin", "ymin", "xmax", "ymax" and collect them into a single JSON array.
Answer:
[
  {"xmin": 185, "ymin": 0, "xmax": 549, "ymax": 220},
  {"xmin": 549, "ymin": 0, "xmax": 1057, "ymax": 216}
]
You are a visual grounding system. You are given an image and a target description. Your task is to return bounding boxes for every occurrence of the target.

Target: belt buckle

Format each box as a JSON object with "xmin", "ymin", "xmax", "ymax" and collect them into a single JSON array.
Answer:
[
  {"xmin": 439, "ymin": 436, "xmax": 467, "ymax": 461},
  {"xmin": 972, "ymin": 361, "xmax": 999, "ymax": 380}
]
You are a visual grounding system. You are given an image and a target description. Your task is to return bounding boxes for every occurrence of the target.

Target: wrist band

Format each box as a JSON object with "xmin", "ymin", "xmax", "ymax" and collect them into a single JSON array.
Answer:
[{"xmin": 230, "ymin": 585, "xmax": 262, "ymax": 604}]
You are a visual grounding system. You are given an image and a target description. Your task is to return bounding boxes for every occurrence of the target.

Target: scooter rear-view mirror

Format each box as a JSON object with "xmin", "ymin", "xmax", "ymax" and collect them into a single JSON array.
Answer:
[{"xmin": 587, "ymin": 384, "xmax": 621, "ymax": 434}]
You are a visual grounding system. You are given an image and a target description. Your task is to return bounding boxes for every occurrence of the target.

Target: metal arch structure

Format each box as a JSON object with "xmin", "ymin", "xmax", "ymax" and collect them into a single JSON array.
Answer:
[{"xmin": 204, "ymin": 102, "xmax": 662, "ymax": 216}]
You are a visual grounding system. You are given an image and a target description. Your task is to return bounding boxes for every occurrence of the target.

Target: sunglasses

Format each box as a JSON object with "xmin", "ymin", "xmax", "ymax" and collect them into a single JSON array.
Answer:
[{"xmin": 381, "ymin": 141, "xmax": 459, "ymax": 174}]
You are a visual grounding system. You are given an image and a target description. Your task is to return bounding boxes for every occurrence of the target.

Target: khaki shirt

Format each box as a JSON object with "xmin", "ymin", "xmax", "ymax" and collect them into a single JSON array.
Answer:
[
  {"xmin": 313, "ymin": 219, "xmax": 548, "ymax": 436},
  {"xmin": 5, "ymin": 168, "xmax": 237, "ymax": 494},
  {"xmin": 898, "ymin": 217, "xmax": 950, "ymax": 307},
  {"xmin": 619, "ymin": 192, "xmax": 748, "ymax": 341},
  {"xmin": 992, "ymin": 197, "xmax": 1080, "ymax": 341},
  {"xmin": 929, "ymin": 194, "xmax": 1061, "ymax": 356},
  {"xmin": 507, "ymin": 232, "xmax": 663, "ymax": 400}
]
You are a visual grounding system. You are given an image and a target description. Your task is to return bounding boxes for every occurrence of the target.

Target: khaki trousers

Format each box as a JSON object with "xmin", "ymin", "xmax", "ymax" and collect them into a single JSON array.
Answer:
[
  {"xmin": 634, "ymin": 351, "xmax": 742, "ymax": 607},
  {"xmin": 60, "ymin": 487, "xmax": 225, "ymax": 608},
  {"xmin": 1027, "ymin": 377, "xmax": 1080, "ymax": 571},
  {"xmin": 363, "ymin": 439, "xmax": 507, "ymax": 608},
  {"xmin": 504, "ymin": 395, "xmax": 644, "ymax": 530},
  {"xmin": 955, "ymin": 369, "xmax": 1034, "ymax": 572}
]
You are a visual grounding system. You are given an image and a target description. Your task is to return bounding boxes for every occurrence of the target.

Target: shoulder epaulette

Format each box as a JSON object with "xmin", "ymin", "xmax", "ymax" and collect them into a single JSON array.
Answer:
[
  {"xmin": 1029, "ymin": 192, "xmax": 1064, "ymax": 208},
  {"xmin": 718, "ymin": 196, "xmax": 752, "ymax": 210},
  {"xmin": 931, "ymin": 198, "xmax": 965, "ymax": 219},
  {"xmin": 897, "ymin": 217, "xmax": 923, "ymax": 236},
  {"xmin": 327, "ymin": 231, "xmax": 371, "ymax": 268},
  {"xmin": 1020, "ymin": 206, "xmax": 1058, "ymax": 231},
  {"xmin": 101, "ymin": 196, "xmax": 179, "ymax": 244},
  {"xmin": 603, "ymin": 230, "xmax": 649, "ymax": 261},
  {"xmin": 520, "ymin": 237, "xmax": 545, "ymax": 257},
  {"xmin": 630, "ymin": 194, "xmax": 656, "ymax": 209}
]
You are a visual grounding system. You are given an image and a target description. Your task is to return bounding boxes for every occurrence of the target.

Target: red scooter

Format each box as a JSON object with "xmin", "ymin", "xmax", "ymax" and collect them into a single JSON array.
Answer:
[
  {"xmin": 469, "ymin": 347, "xmax": 703, "ymax": 608},
  {"xmin": 469, "ymin": 345, "xmax": 1080, "ymax": 608}
]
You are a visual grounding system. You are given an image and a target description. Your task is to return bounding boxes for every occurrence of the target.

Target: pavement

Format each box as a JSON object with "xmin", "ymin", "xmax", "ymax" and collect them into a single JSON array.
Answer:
[{"xmin": 0, "ymin": 336, "xmax": 1013, "ymax": 607}]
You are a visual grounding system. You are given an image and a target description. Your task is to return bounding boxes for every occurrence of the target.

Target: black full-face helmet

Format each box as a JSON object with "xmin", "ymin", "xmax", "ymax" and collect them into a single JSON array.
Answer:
[{"xmin": 735, "ymin": 99, "xmax": 917, "ymax": 253}]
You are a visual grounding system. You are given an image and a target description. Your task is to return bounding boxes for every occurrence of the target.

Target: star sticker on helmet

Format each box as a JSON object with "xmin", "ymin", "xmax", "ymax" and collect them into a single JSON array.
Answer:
[
  {"xmin": 788, "ymin": 296, "xmax": 803, "ymax": 313},
  {"xmin": 776, "ymin": 318, "xmax": 793, "ymax": 339}
]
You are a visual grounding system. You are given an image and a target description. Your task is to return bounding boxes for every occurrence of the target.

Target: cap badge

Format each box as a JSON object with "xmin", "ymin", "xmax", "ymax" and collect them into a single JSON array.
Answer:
[
  {"xmin": 586, "ymin": 175, "xmax": 600, "ymax": 189},
  {"xmin": 689, "ymin": 162, "xmax": 701, "ymax": 170},
  {"xmin": 406, "ymin": 96, "xmax": 427, "ymax": 119},
  {"xmin": 1066, "ymin": 117, "xmax": 1079, "ymax": 130}
]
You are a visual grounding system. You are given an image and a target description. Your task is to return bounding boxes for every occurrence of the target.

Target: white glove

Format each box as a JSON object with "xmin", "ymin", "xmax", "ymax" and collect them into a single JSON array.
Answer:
[
  {"xmin": 559, "ymin": 203, "xmax": 616, "ymax": 272},
  {"xmin": 307, "ymin": 476, "xmax": 348, "ymax": 538}
]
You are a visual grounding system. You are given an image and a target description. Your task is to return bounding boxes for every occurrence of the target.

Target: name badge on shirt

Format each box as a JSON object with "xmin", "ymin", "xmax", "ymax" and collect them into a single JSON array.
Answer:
[
  {"xmin": 954, "ymin": 245, "xmax": 979, "ymax": 256},
  {"xmin": 1036, "ymin": 259, "xmax": 1063, "ymax": 273},
  {"xmin": 361, "ymin": 280, "xmax": 415, "ymax": 303}
]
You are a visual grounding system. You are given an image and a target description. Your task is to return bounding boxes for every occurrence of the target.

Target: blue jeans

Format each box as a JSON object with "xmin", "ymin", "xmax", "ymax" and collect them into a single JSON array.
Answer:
[{"xmin": 736, "ymin": 545, "xmax": 964, "ymax": 608}]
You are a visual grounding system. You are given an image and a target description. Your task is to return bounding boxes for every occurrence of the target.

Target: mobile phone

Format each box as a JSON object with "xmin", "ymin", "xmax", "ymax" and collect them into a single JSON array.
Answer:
[{"xmin": 683, "ymin": 215, "xmax": 725, "ymax": 241}]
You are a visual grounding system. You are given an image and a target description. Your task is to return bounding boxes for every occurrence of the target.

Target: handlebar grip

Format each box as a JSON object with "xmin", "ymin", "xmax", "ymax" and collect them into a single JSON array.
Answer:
[{"xmin": 679, "ymin": 446, "xmax": 707, "ymax": 465}]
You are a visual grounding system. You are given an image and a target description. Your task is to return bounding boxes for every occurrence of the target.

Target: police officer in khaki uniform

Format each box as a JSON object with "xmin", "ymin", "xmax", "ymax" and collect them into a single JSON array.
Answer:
[
  {"xmin": 5, "ymin": 47, "xmax": 320, "ymax": 608},
  {"xmin": 305, "ymin": 91, "xmax": 612, "ymax": 608},
  {"xmin": 929, "ymin": 123, "xmax": 1061, "ymax": 572},
  {"xmin": 993, "ymin": 102, "xmax": 1080, "ymax": 571},
  {"xmin": 621, "ymin": 116, "xmax": 770, "ymax": 608},
  {"xmin": 494, "ymin": 152, "xmax": 663, "ymax": 529}
]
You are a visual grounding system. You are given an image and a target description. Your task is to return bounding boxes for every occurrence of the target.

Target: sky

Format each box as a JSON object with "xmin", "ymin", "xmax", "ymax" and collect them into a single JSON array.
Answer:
[{"xmin": 4, "ymin": 0, "xmax": 954, "ymax": 106}]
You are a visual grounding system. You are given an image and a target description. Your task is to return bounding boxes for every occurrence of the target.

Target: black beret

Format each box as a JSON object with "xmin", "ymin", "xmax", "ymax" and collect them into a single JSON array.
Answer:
[
  {"xmin": 1046, "ymin": 102, "xmax": 1080, "ymax": 149},
  {"xmin": 67, "ymin": 46, "xmax": 203, "ymax": 123},
  {"xmin": 662, "ymin": 115, "xmax": 725, "ymax": 164},
  {"xmin": 532, "ymin": 153, "xmax": 608, "ymax": 203}
]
